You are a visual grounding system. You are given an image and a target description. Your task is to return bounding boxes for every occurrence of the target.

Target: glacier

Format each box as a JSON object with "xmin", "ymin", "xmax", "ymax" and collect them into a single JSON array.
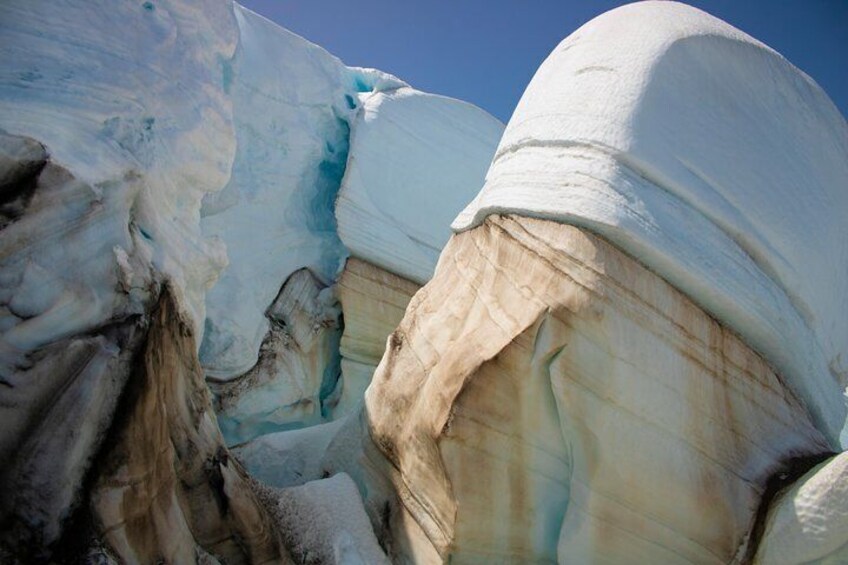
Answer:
[
  {"xmin": 0, "ymin": 0, "xmax": 846, "ymax": 563},
  {"xmin": 198, "ymin": 4, "xmax": 407, "ymax": 382},
  {"xmin": 358, "ymin": 3, "xmax": 848, "ymax": 561},
  {"xmin": 0, "ymin": 0, "xmax": 501, "ymax": 393},
  {"xmin": 337, "ymin": 85, "xmax": 504, "ymax": 284}
]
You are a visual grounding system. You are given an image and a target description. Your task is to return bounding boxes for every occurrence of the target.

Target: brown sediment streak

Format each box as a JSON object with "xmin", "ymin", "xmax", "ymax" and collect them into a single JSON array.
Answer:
[{"xmin": 89, "ymin": 287, "xmax": 288, "ymax": 564}]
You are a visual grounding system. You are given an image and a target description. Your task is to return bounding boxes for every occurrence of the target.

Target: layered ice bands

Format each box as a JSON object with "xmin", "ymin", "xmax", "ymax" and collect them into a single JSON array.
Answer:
[{"xmin": 453, "ymin": 1, "xmax": 848, "ymax": 445}]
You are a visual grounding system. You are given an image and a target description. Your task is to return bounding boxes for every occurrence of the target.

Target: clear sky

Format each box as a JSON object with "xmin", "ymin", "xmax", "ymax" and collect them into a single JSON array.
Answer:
[{"xmin": 238, "ymin": 0, "xmax": 847, "ymax": 124}]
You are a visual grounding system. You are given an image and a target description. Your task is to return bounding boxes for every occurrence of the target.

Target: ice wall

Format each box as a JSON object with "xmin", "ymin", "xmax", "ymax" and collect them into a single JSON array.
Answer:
[
  {"xmin": 453, "ymin": 1, "xmax": 848, "ymax": 445},
  {"xmin": 198, "ymin": 5, "xmax": 501, "ymax": 383},
  {"xmin": 0, "ymin": 0, "xmax": 503, "ymax": 447},
  {"xmin": 199, "ymin": 5, "xmax": 359, "ymax": 379}
]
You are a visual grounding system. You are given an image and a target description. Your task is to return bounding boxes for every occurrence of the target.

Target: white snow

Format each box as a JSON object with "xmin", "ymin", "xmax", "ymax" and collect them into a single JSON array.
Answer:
[
  {"xmin": 271, "ymin": 472, "xmax": 390, "ymax": 565},
  {"xmin": 452, "ymin": 1, "xmax": 848, "ymax": 445},
  {"xmin": 337, "ymin": 87, "xmax": 503, "ymax": 284}
]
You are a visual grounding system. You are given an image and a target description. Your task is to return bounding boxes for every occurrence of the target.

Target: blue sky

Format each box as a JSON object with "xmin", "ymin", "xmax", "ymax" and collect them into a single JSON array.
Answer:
[{"xmin": 238, "ymin": 0, "xmax": 847, "ymax": 123}]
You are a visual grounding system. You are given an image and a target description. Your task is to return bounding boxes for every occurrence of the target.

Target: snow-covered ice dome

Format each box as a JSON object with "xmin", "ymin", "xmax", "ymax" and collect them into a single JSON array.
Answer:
[{"xmin": 453, "ymin": 1, "xmax": 848, "ymax": 445}]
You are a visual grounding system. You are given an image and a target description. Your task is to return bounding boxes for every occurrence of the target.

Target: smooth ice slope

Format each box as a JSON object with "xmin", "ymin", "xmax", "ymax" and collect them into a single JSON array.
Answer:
[
  {"xmin": 337, "ymin": 87, "xmax": 503, "ymax": 284},
  {"xmin": 453, "ymin": 1, "xmax": 848, "ymax": 444}
]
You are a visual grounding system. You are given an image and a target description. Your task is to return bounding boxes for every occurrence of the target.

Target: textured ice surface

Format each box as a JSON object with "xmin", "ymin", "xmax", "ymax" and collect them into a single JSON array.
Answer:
[
  {"xmin": 0, "ymin": 0, "xmax": 237, "ymax": 369},
  {"xmin": 0, "ymin": 0, "xmax": 502, "ymax": 443},
  {"xmin": 337, "ymin": 87, "xmax": 503, "ymax": 283},
  {"xmin": 271, "ymin": 473, "xmax": 390, "ymax": 565},
  {"xmin": 453, "ymin": 1, "xmax": 848, "ymax": 444},
  {"xmin": 210, "ymin": 268, "xmax": 343, "ymax": 444}
]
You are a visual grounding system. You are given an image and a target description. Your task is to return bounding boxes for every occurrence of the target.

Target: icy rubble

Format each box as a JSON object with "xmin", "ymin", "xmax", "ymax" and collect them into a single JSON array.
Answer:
[
  {"xmin": 755, "ymin": 451, "xmax": 848, "ymax": 564},
  {"xmin": 453, "ymin": 0, "xmax": 848, "ymax": 444},
  {"xmin": 266, "ymin": 473, "xmax": 390, "ymax": 565}
]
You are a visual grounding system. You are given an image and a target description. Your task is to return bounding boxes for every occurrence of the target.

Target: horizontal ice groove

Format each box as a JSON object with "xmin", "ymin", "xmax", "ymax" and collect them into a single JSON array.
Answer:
[{"xmin": 452, "ymin": 0, "xmax": 848, "ymax": 445}]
